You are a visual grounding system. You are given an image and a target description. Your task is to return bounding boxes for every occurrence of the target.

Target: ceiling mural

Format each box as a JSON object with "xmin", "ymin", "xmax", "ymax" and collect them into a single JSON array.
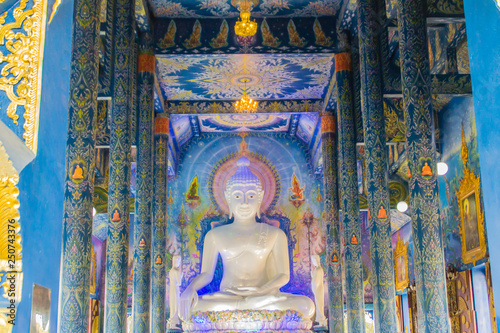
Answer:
[
  {"xmin": 295, "ymin": 112, "xmax": 319, "ymax": 144},
  {"xmin": 199, "ymin": 114, "xmax": 291, "ymax": 132},
  {"xmin": 148, "ymin": 0, "xmax": 342, "ymax": 18},
  {"xmin": 156, "ymin": 53, "xmax": 334, "ymax": 101}
]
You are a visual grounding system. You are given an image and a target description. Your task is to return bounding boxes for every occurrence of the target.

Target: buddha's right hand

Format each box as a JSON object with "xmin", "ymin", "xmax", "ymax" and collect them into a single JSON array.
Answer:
[{"xmin": 179, "ymin": 286, "xmax": 198, "ymax": 322}]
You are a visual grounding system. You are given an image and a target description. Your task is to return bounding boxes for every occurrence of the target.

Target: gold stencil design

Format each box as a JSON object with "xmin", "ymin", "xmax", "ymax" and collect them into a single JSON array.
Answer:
[
  {"xmin": 0, "ymin": 0, "xmax": 47, "ymax": 154},
  {"xmin": 0, "ymin": 141, "xmax": 22, "ymax": 333}
]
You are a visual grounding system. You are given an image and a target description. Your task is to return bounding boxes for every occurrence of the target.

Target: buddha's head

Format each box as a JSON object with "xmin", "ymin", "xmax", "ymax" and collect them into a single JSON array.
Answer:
[{"xmin": 224, "ymin": 156, "xmax": 264, "ymax": 220}]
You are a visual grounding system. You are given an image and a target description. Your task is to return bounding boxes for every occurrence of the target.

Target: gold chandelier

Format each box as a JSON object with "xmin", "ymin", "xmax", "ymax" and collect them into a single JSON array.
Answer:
[
  {"xmin": 234, "ymin": 0, "xmax": 257, "ymax": 37},
  {"xmin": 234, "ymin": 78, "xmax": 258, "ymax": 113}
]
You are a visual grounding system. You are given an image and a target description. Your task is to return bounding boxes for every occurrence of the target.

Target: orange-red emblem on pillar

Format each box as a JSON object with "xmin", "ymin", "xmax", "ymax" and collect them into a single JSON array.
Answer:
[
  {"xmin": 321, "ymin": 115, "xmax": 336, "ymax": 133},
  {"xmin": 331, "ymin": 252, "xmax": 338, "ymax": 263},
  {"xmin": 368, "ymin": 210, "xmax": 371, "ymax": 219},
  {"xmin": 334, "ymin": 53, "xmax": 352, "ymax": 72},
  {"xmin": 155, "ymin": 255, "xmax": 162, "ymax": 265},
  {"xmin": 155, "ymin": 117, "xmax": 169, "ymax": 134},
  {"xmin": 139, "ymin": 237, "xmax": 146, "ymax": 248},
  {"xmin": 377, "ymin": 206, "xmax": 387, "ymax": 219},
  {"xmin": 138, "ymin": 54, "xmax": 155, "ymax": 73},
  {"xmin": 407, "ymin": 167, "xmax": 412, "ymax": 178},
  {"xmin": 350, "ymin": 233, "xmax": 358, "ymax": 245},
  {"xmin": 421, "ymin": 162, "xmax": 433, "ymax": 176},
  {"xmin": 111, "ymin": 209, "xmax": 121, "ymax": 222}
]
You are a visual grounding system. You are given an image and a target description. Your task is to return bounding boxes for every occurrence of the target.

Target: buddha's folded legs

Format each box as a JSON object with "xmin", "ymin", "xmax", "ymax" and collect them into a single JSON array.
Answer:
[{"xmin": 193, "ymin": 292, "xmax": 315, "ymax": 319}]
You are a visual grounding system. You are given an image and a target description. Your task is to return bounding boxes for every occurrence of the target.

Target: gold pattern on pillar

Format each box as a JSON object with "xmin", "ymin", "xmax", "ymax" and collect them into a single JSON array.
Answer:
[{"xmin": 0, "ymin": 141, "xmax": 22, "ymax": 333}]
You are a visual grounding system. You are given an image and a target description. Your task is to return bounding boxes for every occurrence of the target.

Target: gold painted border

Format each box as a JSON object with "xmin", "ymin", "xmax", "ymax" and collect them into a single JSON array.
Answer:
[
  {"xmin": 25, "ymin": 0, "xmax": 49, "ymax": 154},
  {"xmin": 457, "ymin": 126, "xmax": 487, "ymax": 265},
  {"xmin": 394, "ymin": 234, "xmax": 409, "ymax": 292}
]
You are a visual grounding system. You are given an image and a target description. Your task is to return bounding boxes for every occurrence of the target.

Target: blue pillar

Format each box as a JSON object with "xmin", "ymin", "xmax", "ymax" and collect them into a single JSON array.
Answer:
[
  {"xmin": 132, "ymin": 31, "xmax": 155, "ymax": 332},
  {"xmin": 396, "ymin": 0, "xmax": 450, "ymax": 331},
  {"xmin": 151, "ymin": 115, "xmax": 170, "ymax": 333},
  {"xmin": 57, "ymin": 0, "xmax": 100, "ymax": 330},
  {"xmin": 335, "ymin": 51, "xmax": 365, "ymax": 333},
  {"xmin": 357, "ymin": 0, "xmax": 398, "ymax": 331},
  {"xmin": 104, "ymin": 0, "xmax": 136, "ymax": 328},
  {"xmin": 463, "ymin": 0, "xmax": 500, "ymax": 328},
  {"xmin": 321, "ymin": 114, "xmax": 344, "ymax": 333}
]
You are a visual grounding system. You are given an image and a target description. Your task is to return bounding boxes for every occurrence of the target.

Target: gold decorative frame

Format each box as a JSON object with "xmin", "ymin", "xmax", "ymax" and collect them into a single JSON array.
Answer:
[
  {"xmin": 0, "ymin": 0, "xmax": 48, "ymax": 154},
  {"xmin": 457, "ymin": 126, "xmax": 487, "ymax": 265},
  {"xmin": 0, "ymin": 141, "xmax": 22, "ymax": 333},
  {"xmin": 394, "ymin": 234, "xmax": 409, "ymax": 292}
]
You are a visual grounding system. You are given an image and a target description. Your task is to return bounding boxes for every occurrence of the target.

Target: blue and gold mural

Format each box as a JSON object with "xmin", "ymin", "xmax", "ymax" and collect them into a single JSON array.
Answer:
[
  {"xmin": 149, "ymin": 0, "xmax": 342, "ymax": 18},
  {"xmin": 156, "ymin": 54, "xmax": 333, "ymax": 100},
  {"xmin": 438, "ymin": 97, "xmax": 489, "ymax": 270},
  {"xmin": 165, "ymin": 131, "xmax": 327, "ymax": 313}
]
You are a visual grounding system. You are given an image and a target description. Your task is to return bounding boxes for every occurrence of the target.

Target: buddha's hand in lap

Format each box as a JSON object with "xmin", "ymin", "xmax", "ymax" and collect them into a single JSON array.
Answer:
[
  {"xmin": 179, "ymin": 286, "xmax": 199, "ymax": 321},
  {"xmin": 224, "ymin": 286, "xmax": 267, "ymax": 297}
]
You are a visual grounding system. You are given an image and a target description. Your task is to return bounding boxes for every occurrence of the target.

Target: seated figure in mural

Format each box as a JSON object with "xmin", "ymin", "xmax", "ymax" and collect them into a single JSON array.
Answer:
[{"xmin": 179, "ymin": 156, "xmax": 315, "ymax": 321}]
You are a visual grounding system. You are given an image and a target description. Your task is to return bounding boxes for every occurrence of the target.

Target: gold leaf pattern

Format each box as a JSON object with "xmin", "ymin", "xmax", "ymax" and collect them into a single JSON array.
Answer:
[{"xmin": 0, "ymin": 0, "xmax": 47, "ymax": 154}]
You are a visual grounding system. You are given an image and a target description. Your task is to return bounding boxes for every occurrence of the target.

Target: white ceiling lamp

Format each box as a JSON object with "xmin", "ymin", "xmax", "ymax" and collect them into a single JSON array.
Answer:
[
  {"xmin": 397, "ymin": 201, "xmax": 408, "ymax": 213},
  {"xmin": 437, "ymin": 162, "xmax": 449, "ymax": 176}
]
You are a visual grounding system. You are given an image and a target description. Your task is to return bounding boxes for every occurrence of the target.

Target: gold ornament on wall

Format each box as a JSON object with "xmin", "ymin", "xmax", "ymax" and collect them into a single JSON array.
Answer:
[
  {"xmin": 0, "ymin": 0, "xmax": 48, "ymax": 154},
  {"xmin": 0, "ymin": 141, "xmax": 23, "ymax": 333},
  {"xmin": 457, "ymin": 124, "xmax": 487, "ymax": 265}
]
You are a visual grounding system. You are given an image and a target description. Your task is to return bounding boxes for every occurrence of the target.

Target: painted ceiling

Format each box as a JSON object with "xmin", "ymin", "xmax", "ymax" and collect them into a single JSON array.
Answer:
[
  {"xmin": 156, "ymin": 53, "xmax": 334, "ymax": 101},
  {"xmin": 148, "ymin": 0, "xmax": 342, "ymax": 18},
  {"xmin": 169, "ymin": 113, "xmax": 323, "ymax": 174}
]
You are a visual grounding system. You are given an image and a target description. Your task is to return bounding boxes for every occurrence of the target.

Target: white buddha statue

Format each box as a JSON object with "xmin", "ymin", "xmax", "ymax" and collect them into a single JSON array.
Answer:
[
  {"xmin": 310, "ymin": 254, "xmax": 327, "ymax": 327},
  {"xmin": 167, "ymin": 255, "xmax": 183, "ymax": 329},
  {"xmin": 179, "ymin": 156, "xmax": 315, "ymax": 322}
]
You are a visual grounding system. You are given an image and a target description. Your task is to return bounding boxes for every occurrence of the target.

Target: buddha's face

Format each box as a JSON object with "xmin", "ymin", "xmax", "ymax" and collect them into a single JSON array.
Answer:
[{"xmin": 226, "ymin": 184, "xmax": 262, "ymax": 220}]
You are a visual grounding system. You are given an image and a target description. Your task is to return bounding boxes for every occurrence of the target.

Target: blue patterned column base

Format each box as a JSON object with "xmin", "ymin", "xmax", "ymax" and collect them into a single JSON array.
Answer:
[
  {"xmin": 335, "ymin": 52, "xmax": 365, "ymax": 333},
  {"xmin": 396, "ymin": 0, "xmax": 450, "ymax": 331},
  {"xmin": 57, "ymin": 0, "xmax": 100, "ymax": 330},
  {"xmin": 151, "ymin": 115, "xmax": 170, "ymax": 333},
  {"xmin": 132, "ymin": 31, "xmax": 155, "ymax": 333},
  {"xmin": 357, "ymin": 0, "xmax": 398, "ymax": 331},
  {"xmin": 104, "ymin": 0, "xmax": 136, "ymax": 329},
  {"xmin": 321, "ymin": 114, "xmax": 344, "ymax": 333}
]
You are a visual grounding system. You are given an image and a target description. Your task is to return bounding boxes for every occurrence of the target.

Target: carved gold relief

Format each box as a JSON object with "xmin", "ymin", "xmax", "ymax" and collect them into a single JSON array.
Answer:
[
  {"xmin": 0, "ymin": 141, "xmax": 22, "ymax": 333},
  {"xmin": 457, "ymin": 125, "xmax": 487, "ymax": 265},
  {"xmin": 394, "ymin": 234, "xmax": 409, "ymax": 292},
  {"xmin": 0, "ymin": 0, "xmax": 48, "ymax": 154}
]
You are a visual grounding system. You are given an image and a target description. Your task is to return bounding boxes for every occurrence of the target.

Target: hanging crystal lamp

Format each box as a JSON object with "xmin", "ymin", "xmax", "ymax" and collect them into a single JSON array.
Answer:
[
  {"xmin": 234, "ymin": 0, "xmax": 257, "ymax": 37},
  {"xmin": 234, "ymin": 78, "xmax": 258, "ymax": 113}
]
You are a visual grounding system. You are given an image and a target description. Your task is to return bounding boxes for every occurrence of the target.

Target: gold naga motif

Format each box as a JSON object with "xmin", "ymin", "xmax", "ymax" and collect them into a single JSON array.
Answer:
[
  {"xmin": 261, "ymin": 19, "xmax": 280, "ymax": 48},
  {"xmin": 313, "ymin": 18, "xmax": 332, "ymax": 47},
  {"xmin": 183, "ymin": 20, "xmax": 202, "ymax": 49},
  {"xmin": 0, "ymin": 141, "xmax": 22, "ymax": 333},
  {"xmin": 287, "ymin": 19, "xmax": 307, "ymax": 48},
  {"xmin": 0, "ymin": 0, "xmax": 47, "ymax": 154},
  {"xmin": 158, "ymin": 20, "xmax": 176, "ymax": 49},
  {"xmin": 210, "ymin": 20, "xmax": 228, "ymax": 49}
]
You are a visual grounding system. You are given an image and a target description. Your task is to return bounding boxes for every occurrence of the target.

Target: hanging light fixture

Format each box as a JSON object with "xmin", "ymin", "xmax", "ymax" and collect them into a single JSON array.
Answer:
[
  {"xmin": 234, "ymin": 0, "xmax": 257, "ymax": 37},
  {"xmin": 234, "ymin": 78, "xmax": 258, "ymax": 113}
]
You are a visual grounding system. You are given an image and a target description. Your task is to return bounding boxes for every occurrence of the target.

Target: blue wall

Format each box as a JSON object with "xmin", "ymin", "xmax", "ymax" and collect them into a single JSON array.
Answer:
[
  {"xmin": 464, "ymin": 0, "xmax": 500, "ymax": 327},
  {"xmin": 14, "ymin": 0, "xmax": 74, "ymax": 330}
]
